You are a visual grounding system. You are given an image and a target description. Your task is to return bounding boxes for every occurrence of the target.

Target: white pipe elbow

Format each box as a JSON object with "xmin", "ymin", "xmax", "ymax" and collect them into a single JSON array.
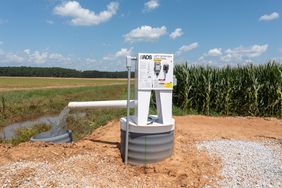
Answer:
[{"xmin": 68, "ymin": 100, "xmax": 136, "ymax": 109}]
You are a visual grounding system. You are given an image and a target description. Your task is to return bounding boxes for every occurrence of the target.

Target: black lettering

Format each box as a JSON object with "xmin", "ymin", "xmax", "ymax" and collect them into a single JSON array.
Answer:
[{"xmin": 141, "ymin": 55, "xmax": 152, "ymax": 60}]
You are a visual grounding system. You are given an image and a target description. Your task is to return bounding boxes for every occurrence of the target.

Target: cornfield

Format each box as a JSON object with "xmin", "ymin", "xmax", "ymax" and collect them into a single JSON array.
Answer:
[{"xmin": 173, "ymin": 61, "xmax": 282, "ymax": 118}]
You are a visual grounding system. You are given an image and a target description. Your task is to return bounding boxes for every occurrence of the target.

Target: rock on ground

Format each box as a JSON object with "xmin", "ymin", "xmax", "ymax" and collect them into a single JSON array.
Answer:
[{"xmin": 197, "ymin": 140, "xmax": 282, "ymax": 188}]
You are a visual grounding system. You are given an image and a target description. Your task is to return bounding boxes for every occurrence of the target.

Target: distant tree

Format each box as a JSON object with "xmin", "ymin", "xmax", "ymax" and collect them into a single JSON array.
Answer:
[{"xmin": 0, "ymin": 66, "xmax": 134, "ymax": 78}]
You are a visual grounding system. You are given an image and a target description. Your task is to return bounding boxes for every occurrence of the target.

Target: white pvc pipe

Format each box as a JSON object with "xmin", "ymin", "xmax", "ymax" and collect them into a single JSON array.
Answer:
[{"xmin": 68, "ymin": 100, "xmax": 136, "ymax": 109}]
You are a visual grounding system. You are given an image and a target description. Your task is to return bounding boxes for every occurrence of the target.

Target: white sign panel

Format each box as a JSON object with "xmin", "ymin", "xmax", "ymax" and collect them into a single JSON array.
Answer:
[{"xmin": 137, "ymin": 53, "xmax": 174, "ymax": 90}]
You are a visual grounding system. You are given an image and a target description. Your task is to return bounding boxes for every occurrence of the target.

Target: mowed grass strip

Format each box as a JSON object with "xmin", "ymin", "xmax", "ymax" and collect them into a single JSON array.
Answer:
[
  {"xmin": 0, "ymin": 84, "xmax": 128, "ymax": 129},
  {"xmin": 0, "ymin": 77, "xmax": 126, "ymax": 90}
]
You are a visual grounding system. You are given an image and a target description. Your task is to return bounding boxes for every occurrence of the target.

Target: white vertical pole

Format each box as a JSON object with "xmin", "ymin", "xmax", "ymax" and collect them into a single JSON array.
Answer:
[
  {"xmin": 135, "ymin": 90, "xmax": 151, "ymax": 125},
  {"xmin": 155, "ymin": 90, "xmax": 173, "ymax": 124},
  {"xmin": 125, "ymin": 56, "xmax": 132, "ymax": 165}
]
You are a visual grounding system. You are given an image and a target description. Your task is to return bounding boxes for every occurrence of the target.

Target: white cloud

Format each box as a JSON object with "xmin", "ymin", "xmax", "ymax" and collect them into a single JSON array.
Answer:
[
  {"xmin": 0, "ymin": 48, "xmax": 72, "ymax": 65},
  {"xmin": 53, "ymin": 1, "xmax": 119, "ymax": 26},
  {"xmin": 29, "ymin": 51, "xmax": 49, "ymax": 64},
  {"xmin": 48, "ymin": 52, "xmax": 71, "ymax": 63},
  {"xmin": 102, "ymin": 56, "xmax": 113, "ymax": 61},
  {"xmin": 4, "ymin": 53, "xmax": 25, "ymax": 63},
  {"xmin": 208, "ymin": 48, "xmax": 222, "ymax": 56},
  {"xmin": 23, "ymin": 49, "xmax": 72, "ymax": 64},
  {"xmin": 115, "ymin": 48, "xmax": 133, "ymax": 57},
  {"xmin": 278, "ymin": 48, "xmax": 282, "ymax": 53},
  {"xmin": 259, "ymin": 12, "xmax": 279, "ymax": 21},
  {"xmin": 222, "ymin": 44, "xmax": 268, "ymax": 62},
  {"xmin": 85, "ymin": 58, "xmax": 97, "ymax": 67},
  {"xmin": 144, "ymin": 0, "xmax": 159, "ymax": 11},
  {"xmin": 0, "ymin": 48, "xmax": 109, "ymax": 70},
  {"xmin": 0, "ymin": 49, "xmax": 24, "ymax": 63},
  {"xmin": 24, "ymin": 49, "xmax": 30, "ymax": 55},
  {"xmin": 103, "ymin": 48, "xmax": 133, "ymax": 60},
  {"xmin": 124, "ymin": 25, "xmax": 167, "ymax": 42},
  {"xmin": 46, "ymin": 20, "xmax": 54, "ymax": 24},
  {"xmin": 176, "ymin": 42, "xmax": 199, "ymax": 55},
  {"xmin": 194, "ymin": 44, "xmax": 269, "ymax": 66},
  {"xmin": 0, "ymin": 47, "xmax": 131, "ymax": 71},
  {"xmin": 220, "ymin": 44, "xmax": 268, "ymax": 62},
  {"xmin": 198, "ymin": 56, "xmax": 205, "ymax": 61},
  {"xmin": 169, "ymin": 28, "xmax": 183, "ymax": 39},
  {"xmin": 0, "ymin": 41, "xmax": 3, "ymax": 45},
  {"xmin": 102, "ymin": 48, "xmax": 134, "ymax": 70}
]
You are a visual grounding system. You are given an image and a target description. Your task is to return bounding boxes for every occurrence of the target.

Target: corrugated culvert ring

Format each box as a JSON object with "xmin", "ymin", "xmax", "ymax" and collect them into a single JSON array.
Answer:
[{"xmin": 31, "ymin": 130, "xmax": 72, "ymax": 144}]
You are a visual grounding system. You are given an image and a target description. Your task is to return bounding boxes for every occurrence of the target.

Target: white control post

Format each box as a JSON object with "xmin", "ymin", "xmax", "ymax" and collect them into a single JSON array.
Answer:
[
  {"xmin": 135, "ymin": 53, "xmax": 174, "ymax": 125},
  {"xmin": 119, "ymin": 53, "xmax": 175, "ymax": 164},
  {"xmin": 67, "ymin": 53, "xmax": 175, "ymax": 165}
]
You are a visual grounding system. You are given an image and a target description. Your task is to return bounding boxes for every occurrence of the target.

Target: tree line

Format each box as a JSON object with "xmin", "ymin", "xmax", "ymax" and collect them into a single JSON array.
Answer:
[{"xmin": 0, "ymin": 67, "xmax": 134, "ymax": 78}]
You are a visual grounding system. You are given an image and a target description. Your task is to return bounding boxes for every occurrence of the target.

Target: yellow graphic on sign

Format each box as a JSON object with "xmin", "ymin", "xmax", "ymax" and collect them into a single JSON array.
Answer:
[
  {"xmin": 164, "ymin": 82, "xmax": 173, "ymax": 88},
  {"xmin": 154, "ymin": 58, "xmax": 161, "ymax": 63}
]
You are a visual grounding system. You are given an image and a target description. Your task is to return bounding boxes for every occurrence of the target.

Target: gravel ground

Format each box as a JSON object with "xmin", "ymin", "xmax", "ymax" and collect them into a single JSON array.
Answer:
[
  {"xmin": 1, "ymin": 116, "xmax": 281, "ymax": 187},
  {"xmin": 0, "ymin": 152, "xmax": 148, "ymax": 188},
  {"xmin": 197, "ymin": 140, "xmax": 282, "ymax": 188}
]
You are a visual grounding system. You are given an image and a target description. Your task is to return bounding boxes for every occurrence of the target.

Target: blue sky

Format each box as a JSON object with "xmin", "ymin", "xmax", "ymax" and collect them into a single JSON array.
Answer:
[{"xmin": 0, "ymin": 0, "xmax": 281, "ymax": 71}]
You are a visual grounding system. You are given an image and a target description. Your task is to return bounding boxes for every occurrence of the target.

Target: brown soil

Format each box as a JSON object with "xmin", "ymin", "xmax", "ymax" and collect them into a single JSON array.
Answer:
[{"xmin": 0, "ymin": 115, "xmax": 281, "ymax": 187}]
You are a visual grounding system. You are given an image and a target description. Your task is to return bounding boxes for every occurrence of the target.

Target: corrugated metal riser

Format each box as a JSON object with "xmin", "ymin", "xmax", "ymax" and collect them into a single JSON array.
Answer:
[{"xmin": 120, "ymin": 130, "xmax": 174, "ymax": 165}]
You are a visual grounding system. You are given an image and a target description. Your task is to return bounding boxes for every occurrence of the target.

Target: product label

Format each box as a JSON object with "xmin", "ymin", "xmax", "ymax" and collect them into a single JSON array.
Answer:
[{"xmin": 138, "ymin": 53, "xmax": 174, "ymax": 90}]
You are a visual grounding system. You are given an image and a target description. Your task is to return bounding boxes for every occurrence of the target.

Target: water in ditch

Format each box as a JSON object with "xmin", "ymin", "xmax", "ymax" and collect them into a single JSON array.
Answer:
[
  {"xmin": 49, "ymin": 106, "xmax": 70, "ymax": 136},
  {"xmin": 0, "ymin": 107, "xmax": 85, "ymax": 142},
  {"xmin": 30, "ymin": 106, "xmax": 72, "ymax": 143}
]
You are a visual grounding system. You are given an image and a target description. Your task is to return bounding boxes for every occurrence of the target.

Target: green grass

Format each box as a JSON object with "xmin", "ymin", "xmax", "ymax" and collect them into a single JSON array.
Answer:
[
  {"xmin": 0, "ymin": 79, "xmax": 182, "ymax": 144},
  {"xmin": 0, "ymin": 79, "xmax": 132, "ymax": 144},
  {"xmin": 67, "ymin": 109, "xmax": 126, "ymax": 141},
  {"xmin": 6, "ymin": 124, "xmax": 51, "ymax": 145},
  {"xmin": 0, "ymin": 84, "xmax": 128, "ymax": 128}
]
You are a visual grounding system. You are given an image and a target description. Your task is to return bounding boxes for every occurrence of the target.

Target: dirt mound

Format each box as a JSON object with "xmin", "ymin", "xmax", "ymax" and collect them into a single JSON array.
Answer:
[{"xmin": 0, "ymin": 115, "xmax": 281, "ymax": 187}]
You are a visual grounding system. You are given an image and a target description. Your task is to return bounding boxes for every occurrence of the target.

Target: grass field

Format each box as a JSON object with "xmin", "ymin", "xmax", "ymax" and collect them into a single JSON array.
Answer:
[
  {"xmin": 0, "ymin": 77, "xmax": 130, "ymax": 143},
  {"xmin": 0, "ymin": 76, "xmax": 188, "ymax": 144},
  {"xmin": 0, "ymin": 77, "xmax": 126, "ymax": 91}
]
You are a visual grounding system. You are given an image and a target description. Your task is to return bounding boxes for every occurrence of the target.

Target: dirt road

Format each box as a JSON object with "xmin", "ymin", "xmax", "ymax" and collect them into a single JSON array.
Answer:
[{"xmin": 0, "ymin": 115, "xmax": 281, "ymax": 187}]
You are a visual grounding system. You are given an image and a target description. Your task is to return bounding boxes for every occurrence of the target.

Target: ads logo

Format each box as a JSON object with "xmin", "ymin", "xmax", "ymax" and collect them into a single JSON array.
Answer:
[{"xmin": 141, "ymin": 55, "xmax": 152, "ymax": 60}]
